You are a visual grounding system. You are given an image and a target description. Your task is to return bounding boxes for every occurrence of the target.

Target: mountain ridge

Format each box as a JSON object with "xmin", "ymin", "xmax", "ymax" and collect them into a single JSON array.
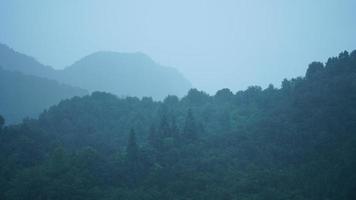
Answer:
[
  {"xmin": 0, "ymin": 43, "xmax": 56, "ymax": 78},
  {"xmin": 0, "ymin": 67, "xmax": 87, "ymax": 124},
  {"xmin": 0, "ymin": 43, "xmax": 192, "ymax": 99},
  {"xmin": 1, "ymin": 49, "xmax": 355, "ymax": 199},
  {"xmin": 60, "ymin": 50, "xmax": 192, "ymax": 99}
]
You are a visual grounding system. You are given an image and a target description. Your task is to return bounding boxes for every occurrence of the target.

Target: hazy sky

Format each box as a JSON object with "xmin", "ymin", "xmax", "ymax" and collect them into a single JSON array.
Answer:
[{"xmin": 1, "ymin": 0, "xmax": 356, "ymax": 93}]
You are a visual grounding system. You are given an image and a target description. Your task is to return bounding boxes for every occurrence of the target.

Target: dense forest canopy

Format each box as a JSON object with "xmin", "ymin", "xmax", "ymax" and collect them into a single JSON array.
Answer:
[{"xmin": 0, "ymin": 50, "xmax": 356, "ymax": 199}]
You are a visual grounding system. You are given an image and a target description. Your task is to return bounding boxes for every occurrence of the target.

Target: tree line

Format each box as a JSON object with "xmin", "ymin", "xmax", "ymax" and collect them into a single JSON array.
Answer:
[{"xmin": 0, "ymin": 50, "xmax": 356, "ymax": 199}]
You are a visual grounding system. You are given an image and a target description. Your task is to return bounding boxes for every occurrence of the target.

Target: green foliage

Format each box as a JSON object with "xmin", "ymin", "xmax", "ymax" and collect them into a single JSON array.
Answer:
[
  {"xmin": 182, "ymin": 109, "xmax": 198, "ymax": 141},
  {"xmin": 127, "ymin": 129, "xmax": 139, "ymax": 164},
  {"xmin": 1, "ymin": 50, "xmax": 356, "ymax": 199},
  {"xmin": 306, "ymin": 62, "xmax": 324, "ymax": 80},
  {"xmin": 0, "ymin": 115, "xmax": 4, "ymax": 129}
]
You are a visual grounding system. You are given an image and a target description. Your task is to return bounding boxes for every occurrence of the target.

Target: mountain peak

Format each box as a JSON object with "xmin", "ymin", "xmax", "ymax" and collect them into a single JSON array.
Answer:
[
  {"xmin": 0, "ymin": 43, "xmax": 192, "ymax": 100},
  {"xmin": 70, "ymin": 51, "xmax": 157, "ymax": 70},
  {"xmin": 0, "ymin": 43, "xmax": 56, "ymax": 78},
  {"xmin": 60, "ymin": 51, "xmax": 192, "ymax": 99}
]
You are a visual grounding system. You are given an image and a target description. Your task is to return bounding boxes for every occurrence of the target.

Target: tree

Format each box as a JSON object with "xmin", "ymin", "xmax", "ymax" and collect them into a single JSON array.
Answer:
[
  {"xmin": 215, "ymin": 88, "xmax": 234, "ymax": 103},
  {"xmin": 159, "ymin": 114, "xmax": 171, "ymax": 138},
  {"xmin": 126, "ymin": 129, "xmax": 138, "ymax": 164},
  {"xmin": 0, "ymin": 115, "xmax": 4, "ymax": 131},
  {"xmin": 126, "ymin": 129, "xmax": 140, "ymax": 186},
  {"xmin": 147, "ymin": 124, "xmax": 158, "ymax": 148},
  {"xmin": 182, "ymin": 109, "xmax": 198, "ymax": 141},
  {"xmin": 183, "ymin": 88, "xmax": 210, "ymax": 106},
  {"xmin": 306, "ymin": 62, "xmax": 324, "ymax": 80},
  {"xmin": 170, "ymin": 116, "xmax": 180, "ymax": 141}
]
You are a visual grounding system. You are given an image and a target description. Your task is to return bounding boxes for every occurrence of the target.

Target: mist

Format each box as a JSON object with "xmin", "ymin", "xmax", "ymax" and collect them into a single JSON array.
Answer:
[
  {"xmin": 1, "ymin": 0, "xmax": 356, "ymax": 93},
  {"xmin": 2, "ymin": 1, "xmax": 356, "ymax": 199}
]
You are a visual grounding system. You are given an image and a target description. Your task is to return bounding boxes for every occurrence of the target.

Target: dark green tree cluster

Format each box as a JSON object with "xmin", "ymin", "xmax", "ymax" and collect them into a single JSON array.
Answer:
[{"xmin": 1, "ymin": 50, "xmax": 356, "ymax": 199}]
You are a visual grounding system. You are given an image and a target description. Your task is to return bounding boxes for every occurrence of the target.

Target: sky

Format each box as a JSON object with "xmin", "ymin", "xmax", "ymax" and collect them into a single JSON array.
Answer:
[{"xmin": 1, "ymin": 0, "xmax": 356, "ymax": 94}]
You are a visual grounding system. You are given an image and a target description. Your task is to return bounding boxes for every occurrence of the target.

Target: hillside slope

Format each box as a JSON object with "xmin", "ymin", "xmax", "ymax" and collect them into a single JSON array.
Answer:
[
  {"xmin": 0, "ymin": 50, "xmax": 355, "ymax": 199},
  {"xmin": 0, "ymin": 43, "xmax": 192, "ymax": 99},
  {"xmin": 0, "ymin": 68, "xmax": 87, "ymax": 124},
  {"xmin": 59, "ymin": 51, "xmax": 192, "ymax": 99},
  {"xmin": 0, "ymin": 43, "xmax": 56, "ymax": 78}
]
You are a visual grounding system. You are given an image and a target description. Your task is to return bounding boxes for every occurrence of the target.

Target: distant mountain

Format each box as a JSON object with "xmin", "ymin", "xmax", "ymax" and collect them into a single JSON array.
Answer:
[
  {"xmin": 1, "ymin": 50, "xmax": 356, "ymax": 199},
  {"xmin": 59, "ymin": 51, "xmax": 192, "ymax": 99},
  {"xmin": 0, "ymin": 43, "xmax": 192, "ymax": 99},
  {"xmin": 0, "ymin": 43, "xmax": 56, "ymax": 78},
  {"xmin": 0, "ymin": 68, "xmax": 87, "ymax": 124}
]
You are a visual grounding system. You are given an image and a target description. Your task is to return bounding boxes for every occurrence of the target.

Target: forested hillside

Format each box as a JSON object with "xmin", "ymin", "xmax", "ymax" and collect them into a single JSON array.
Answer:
[{"xmin": 0, "ymin": 50, "xmax": 356, "ymax": 199}]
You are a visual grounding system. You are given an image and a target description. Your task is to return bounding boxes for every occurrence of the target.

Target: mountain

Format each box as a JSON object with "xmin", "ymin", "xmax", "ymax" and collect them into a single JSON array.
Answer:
[
  {"xmin": 59, "ymin": 51, "xmax": 192, "ymax": 99},
  {"xmin": 0, "ymin": 68, "xmax": 87, "ymax": 124},
  {"xmin": 0, "ymin": 43, "xmax": 192, "ymax": 99},
  {"xmin": 0, "ymin": 50, "xmax": 355, "ymax": 199},
  {"xmin": 0, "ymin": 43, "xmax": 56, "ymax": 78},
  {"xmin": 0, "ymin": 43, "xmax": 191, "ymax": 122}
]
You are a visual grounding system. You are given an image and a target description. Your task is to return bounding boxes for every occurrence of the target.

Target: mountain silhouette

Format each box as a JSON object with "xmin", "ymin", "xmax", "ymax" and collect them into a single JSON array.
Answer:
[
  {"xmin": 0, "ymin": 43, "xmax": 192, "ymax": 100},
  {"xmin": 0, "ymin": 43, "xmax": 56, "ymax": 78},
  {"xmin": 0, "ymin": 67, "xmax": 87, "ymax": 124},
  {"xmin": 59, "ymin": 51, "xmax": 192, "ymax": 99}
]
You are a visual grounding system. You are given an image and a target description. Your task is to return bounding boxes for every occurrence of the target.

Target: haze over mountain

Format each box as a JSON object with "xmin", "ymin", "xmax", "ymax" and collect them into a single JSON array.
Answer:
[
  {"xmin": 1, "ymin": 1, "xmax": 356, "ymax": 199},
  {"xmin": 1, "ymin": 0, "xmax": 356, "ymax": 199},
  {"xmin": 1, "ymin": 50, "xmax": 356, "ymax": 199},
  {"xmin": 1, "ymin": 1, "xmax": 356, "ymax": 93},
  {"xmin": 0, "ymin": 43, "xmax": 192, "ymax": 100},
  {"xmin": 0, "ymin": 43, "xmax": 56, "ymax": 78},
  {"xmin": 59, "ymin": 51, "xmax": 192, "ymax": 99},
  {"xmin": 0, "ymin": 67, "xmax": 87, "ymax": 124}
]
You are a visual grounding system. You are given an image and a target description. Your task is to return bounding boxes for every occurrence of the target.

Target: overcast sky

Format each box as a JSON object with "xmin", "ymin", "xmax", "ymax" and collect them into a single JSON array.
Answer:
[{"xmin": 1, "ymin": 0, "xmax": 356, "ymax": 93}]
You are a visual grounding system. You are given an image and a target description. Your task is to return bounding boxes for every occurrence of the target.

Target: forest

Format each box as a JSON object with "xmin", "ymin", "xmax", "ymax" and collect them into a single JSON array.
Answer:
[{"xmin": 1, "ymin": 50, "xmax": 356, "ymax": 200}]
